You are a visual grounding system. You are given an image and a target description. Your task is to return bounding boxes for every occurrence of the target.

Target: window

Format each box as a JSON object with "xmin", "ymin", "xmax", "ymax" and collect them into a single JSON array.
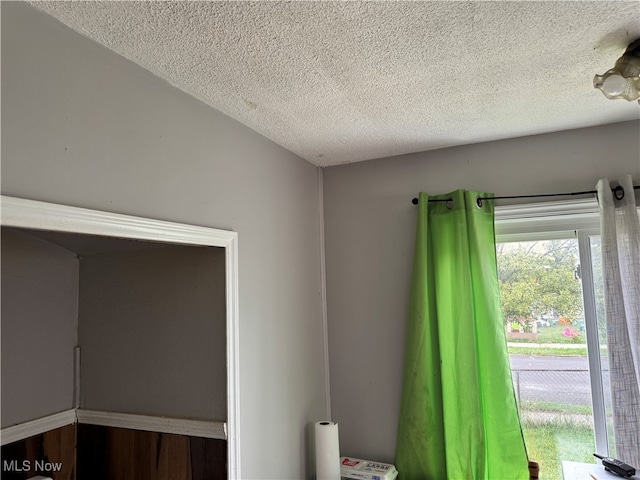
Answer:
[{"xmin": 495, "ymin": 199, "xmax": 613, "ymax": 480}]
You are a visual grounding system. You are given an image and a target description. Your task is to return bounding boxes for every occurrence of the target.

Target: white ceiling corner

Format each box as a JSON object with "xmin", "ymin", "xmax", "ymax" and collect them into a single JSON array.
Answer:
[{"xmin": 29, "ymin": 1, "xmax": 640, "ymax": 166}]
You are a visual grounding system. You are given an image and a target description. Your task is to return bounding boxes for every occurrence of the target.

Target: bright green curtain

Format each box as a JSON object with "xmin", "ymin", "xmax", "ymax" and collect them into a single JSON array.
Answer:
[{"xmin": 395, "ymin": 190, "xmax": 529, "ymax": 480}]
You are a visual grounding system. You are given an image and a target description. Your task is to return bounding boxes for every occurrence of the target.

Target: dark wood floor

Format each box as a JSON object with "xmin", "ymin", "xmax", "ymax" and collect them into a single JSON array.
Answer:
[
  {"xmin": 77, "ymin": 424, "xmax": 227, "ymax": 480},
  {"xmin": 1, "ymin": 424, "xmax": 76, "ymax": 480},
  {"xmin": 2, "ymin": 424, "xmax": 226, "ymax": 480}
]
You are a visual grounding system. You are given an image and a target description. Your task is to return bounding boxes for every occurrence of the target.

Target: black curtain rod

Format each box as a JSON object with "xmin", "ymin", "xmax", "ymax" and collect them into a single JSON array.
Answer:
[{"xmin": 411, "ymin": 185, "xmax": 640, "ymax": 205}]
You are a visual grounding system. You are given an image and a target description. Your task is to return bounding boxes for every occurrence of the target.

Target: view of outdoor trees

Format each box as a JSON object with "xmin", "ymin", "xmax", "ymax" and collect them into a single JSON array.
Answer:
[
  {"xmin": 498, "ymin": 240, "xmax": 582, "ymax": 334},
  {"xmin": 498, "ymin": 238, "xmax": 606, "ymax": 341}
]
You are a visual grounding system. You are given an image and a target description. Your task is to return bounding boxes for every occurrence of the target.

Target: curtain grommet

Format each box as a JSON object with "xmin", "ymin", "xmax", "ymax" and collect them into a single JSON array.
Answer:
[
  {"xmin": 613, "ymin": 185, "xmax": 625, "ymax": 200},
  {"xmin": 476, "ymin": 197, "xmax": 483, "ymax": 208},
  {"xmin": 446, "ymin": 199, "xmax": 454, "ymax": 210}
]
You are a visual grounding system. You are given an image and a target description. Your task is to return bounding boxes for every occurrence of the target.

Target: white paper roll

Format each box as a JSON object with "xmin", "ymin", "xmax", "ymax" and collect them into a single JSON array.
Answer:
[{"xmin": 315, "ymin": 421, "xmax": 340, "ymax": 480}]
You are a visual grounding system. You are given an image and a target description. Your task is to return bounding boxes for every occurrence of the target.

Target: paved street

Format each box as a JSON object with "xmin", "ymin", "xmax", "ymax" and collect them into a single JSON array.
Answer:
[
  {"xmin": 511, "ymin": 354, "xmax": 609, "ymax": 371},
  {"xmin": 509, "ymin": 354, "xmax": 610, "ymax": 407}
]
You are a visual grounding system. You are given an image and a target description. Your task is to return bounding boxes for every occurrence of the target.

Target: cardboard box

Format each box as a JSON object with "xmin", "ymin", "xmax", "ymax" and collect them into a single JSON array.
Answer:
[{"xmin": 340, "ymin": 457, "xmax": 398, "ymax": 480}]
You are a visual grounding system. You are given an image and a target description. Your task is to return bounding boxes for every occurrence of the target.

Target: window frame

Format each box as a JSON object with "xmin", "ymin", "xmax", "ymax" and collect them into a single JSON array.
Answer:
[
  {"xmin": 576, "ymin": 228, "xmax": 609, "ymax": 456},
  {"xmin": 494, "ymin": 197, "xmax": 611, "ymax": 456}
]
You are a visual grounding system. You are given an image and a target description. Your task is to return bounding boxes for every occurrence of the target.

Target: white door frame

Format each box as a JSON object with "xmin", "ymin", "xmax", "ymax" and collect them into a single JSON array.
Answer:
[{"xmin": 0, "ymin": 195, "xmax": 241, "ymax": 479}]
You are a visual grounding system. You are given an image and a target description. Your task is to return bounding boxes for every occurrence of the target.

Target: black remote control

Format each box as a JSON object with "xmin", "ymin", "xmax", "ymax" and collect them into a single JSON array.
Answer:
[{"xmin": 594, "ymin": 453, "xmax": 636, "ymax": 478}]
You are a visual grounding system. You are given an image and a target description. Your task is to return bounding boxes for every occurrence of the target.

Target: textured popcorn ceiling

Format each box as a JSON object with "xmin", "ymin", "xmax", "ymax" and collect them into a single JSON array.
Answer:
[{"xmin": 31, "ymin": 1, "xmax": 640, "ymax": 166}]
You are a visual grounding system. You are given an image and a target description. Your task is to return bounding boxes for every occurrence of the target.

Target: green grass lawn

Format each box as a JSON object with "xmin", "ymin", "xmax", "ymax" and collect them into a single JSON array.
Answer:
[
  {"xmin": 537, "ymin": 325, "xmax": 586, "ymax": 344},
  {"xmin": 508, "ymin": 346, "xmax": 588, "ymax": 356},
  {"xmin": 523, "ymin": 421, "xmax": 595, "ymax": 480},
  {"xmin": 506, "ymin": 324, "xmax": 609, "ymax": 356},
  {"xmin": 521, "ymin": 401, "xmax": 592, "ymax": 415},
  {"xmin": 509, "ymin": 325, "xmax": 587, "ymax": 344}
]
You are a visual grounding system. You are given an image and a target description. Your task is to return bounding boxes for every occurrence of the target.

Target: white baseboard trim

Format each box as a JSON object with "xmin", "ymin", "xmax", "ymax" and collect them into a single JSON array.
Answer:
[
  {"xmin": 1, "ymin": 409, "xmax": 227, "ymax": 445},
  {"xmin": 1, "ymin": 409, "xmax": 77, "ymax": 446},
  {"xmin": 76, "ymin": 410, "xmax": 227, "ymax": 440}
]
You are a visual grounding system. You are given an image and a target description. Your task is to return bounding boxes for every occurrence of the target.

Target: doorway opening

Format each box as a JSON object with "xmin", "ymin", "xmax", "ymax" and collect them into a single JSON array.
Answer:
[{"xmin": 1, "ymin": 196, "xmax": 240, "ymax": 479}]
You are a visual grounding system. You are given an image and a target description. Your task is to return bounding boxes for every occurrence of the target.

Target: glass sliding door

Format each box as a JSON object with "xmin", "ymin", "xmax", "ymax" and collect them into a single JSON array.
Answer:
[{"xmin": 496, "ymin": 232, "xmax": 613, "ymax": 480}]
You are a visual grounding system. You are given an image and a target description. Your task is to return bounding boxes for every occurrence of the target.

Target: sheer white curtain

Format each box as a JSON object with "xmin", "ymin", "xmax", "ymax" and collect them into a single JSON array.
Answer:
[{"xmin": 597, "ymin": 174, "xmax": 640, "ymax": 466}]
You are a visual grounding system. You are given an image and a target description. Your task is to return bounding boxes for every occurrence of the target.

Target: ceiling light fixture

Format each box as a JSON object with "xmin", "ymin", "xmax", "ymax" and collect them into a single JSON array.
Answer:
[{"xmin": 593, "ymin": 38, "xmax": 640, "ymax": 104}]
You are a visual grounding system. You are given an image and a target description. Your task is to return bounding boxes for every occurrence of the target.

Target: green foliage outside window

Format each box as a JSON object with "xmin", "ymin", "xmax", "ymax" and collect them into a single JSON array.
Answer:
[{"xmin": 497, "ymin": 240, "xmax": 583, "ymax": 332}]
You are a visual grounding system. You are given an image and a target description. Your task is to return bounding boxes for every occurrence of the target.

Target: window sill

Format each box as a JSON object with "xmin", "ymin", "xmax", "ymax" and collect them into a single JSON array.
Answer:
[{"xmin": 561, "ymin": 461, "xmax": 639, "ymax": 480}]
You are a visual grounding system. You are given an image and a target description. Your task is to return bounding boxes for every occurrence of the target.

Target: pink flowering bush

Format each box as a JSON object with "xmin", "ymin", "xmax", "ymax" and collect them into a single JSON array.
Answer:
[{"xmin": 562, "ymin": 327, "xmax": 581, "ymax": 343}]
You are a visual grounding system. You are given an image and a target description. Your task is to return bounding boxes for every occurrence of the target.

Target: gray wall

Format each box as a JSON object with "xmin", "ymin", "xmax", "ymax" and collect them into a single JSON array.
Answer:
[
  {"xmin": 1, "ymin": 3, "xmax": 327, "ymax": 478},
  {"xmin": 78, "ymin": 246, "xmax": 226, "ymax": 420},
  {"xmin": 323, "ymin": 120, "xmax": 640, "ymax": 462},
  {"xmin": 1, "ymin": 228, "xmax": 79, "ymax": 427}
]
